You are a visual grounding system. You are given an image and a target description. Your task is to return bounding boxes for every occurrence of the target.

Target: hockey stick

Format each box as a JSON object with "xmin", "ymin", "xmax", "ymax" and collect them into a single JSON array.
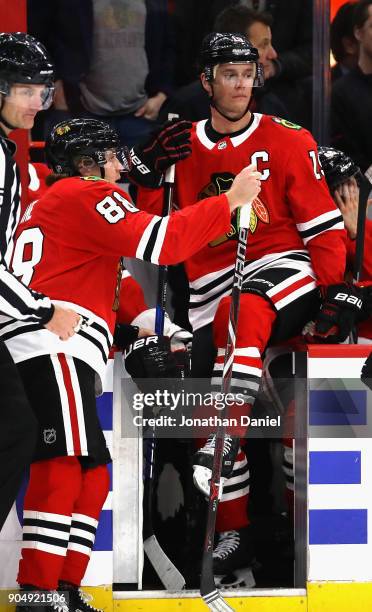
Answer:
[
  {"xmin": 200, "ymin": 203, "xmax": 252, "ymax": 612},
  {"xmin": 143, "ymin": 115, "xmax": 185, "ymax": 591},
  {"xmin": 349, "ymin": 171, "xmax": 371, "ymax": 343}
]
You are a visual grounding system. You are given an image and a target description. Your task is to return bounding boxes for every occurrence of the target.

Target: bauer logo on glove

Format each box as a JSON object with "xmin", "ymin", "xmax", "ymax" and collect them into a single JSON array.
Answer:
[{"xmin": 306, "ymin": 282, "xmax": 363, "ymax": 344}]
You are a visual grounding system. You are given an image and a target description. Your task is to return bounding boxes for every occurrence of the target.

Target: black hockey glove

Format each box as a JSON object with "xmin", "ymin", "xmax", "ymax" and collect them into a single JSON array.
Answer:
[
  {"xmin": 113, "ymin": 323, "xmax": 140, "ymax": 350},
  {"xmin": 124, "ymin": 335, "xmax": 180, "ymax": 393},
  {"xmin": 129, "ymin": 119, "xmax": 192, "ymax": 188},
  {"xmin": 307, "ymin": 283, "xmax": 363, "ymax": 343},
  {"xmin": 361, "ymin": 352, "xmax": 372, "ymax": 391}
]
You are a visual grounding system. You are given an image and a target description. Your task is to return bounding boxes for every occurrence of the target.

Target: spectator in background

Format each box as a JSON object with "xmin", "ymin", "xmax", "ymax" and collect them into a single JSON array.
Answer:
[
  {"xmin": 331, "ymin": 0, "xmax": 372, "ymax": 177},
  {"xmin": 160, "ymin": 7, "xmax": 286, "ymax": 122},
  {"xmin": 79, "ymin": 0, "xmax": 175, "ymax": 149},
  {"xmin": 330, "ymin": 1, "xmax": 359, "ymax": 81},
  {"xmin": 27, "ymin": 0, "xmax": 93, "ymax": 138},
  {"xmin": 28, "ymin": 0, "xmax": 175, "ymax": 149},
  {"xmin": 173, "ymin": 0, "xmax": 312, "ymax": 85},
  {"xmin": 171, "ymin": 0, "xmax": 313, "ymax": 127}
]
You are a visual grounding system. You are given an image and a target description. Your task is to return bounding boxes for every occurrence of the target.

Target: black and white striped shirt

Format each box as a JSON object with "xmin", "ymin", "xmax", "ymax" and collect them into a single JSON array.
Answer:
[{"xmin": 0, "ymin": 130, "xmax": 53, "ymax": 324}]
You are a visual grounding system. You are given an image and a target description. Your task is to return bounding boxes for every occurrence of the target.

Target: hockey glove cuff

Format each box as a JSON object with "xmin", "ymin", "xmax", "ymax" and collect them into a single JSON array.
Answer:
[{"xmin": 124, "ymin": 335, "xmax": 180, "ymax": 394}]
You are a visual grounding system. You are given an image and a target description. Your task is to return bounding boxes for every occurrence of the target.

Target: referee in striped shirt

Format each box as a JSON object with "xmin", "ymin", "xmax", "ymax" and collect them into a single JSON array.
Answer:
[{"xmin": 0, "ymin": 33, "xmax": 81, "ymax": 531}]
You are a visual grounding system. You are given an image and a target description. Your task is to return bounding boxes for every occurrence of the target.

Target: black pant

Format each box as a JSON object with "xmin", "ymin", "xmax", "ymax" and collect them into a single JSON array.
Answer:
[{"xmin": 0, "ymin": 341, "xmax": 37, "ymax": 531}]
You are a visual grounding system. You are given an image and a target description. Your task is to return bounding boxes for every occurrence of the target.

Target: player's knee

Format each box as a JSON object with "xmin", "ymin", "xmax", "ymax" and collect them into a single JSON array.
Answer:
[
  {"xmin": 213, "ymin": 296, "xmax": 232, "ymax": 347},
  {"xmin": 27, "ymin": 456, "xmax": 82, "ymax": 503},
  {"xmin": 81, "ymin": 464, "xmax": 111, "ymax": 509}
]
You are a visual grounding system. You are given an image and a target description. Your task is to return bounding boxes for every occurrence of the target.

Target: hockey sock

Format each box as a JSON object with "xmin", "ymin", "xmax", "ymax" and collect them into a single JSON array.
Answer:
[
  {"xmin": 59, "ymin": 464, "xmax": 110, "ymax": 586},
  {"xmin": 210, "ymin": 293, "xmax": 276, "ymax": 532},
  {"xmin": 18, "ymin": 456, "xmax": 82, "ymax": 590},
  {"xmin": 212, "ymin": 293, "xmax": 276, "ymax": 436},
  {"xmin": 216, "ymin": 446, "xmax": 250, "ymax": 532}
]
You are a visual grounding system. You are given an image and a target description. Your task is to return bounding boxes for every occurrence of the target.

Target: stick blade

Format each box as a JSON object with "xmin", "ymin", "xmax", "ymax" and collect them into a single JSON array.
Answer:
[
  {"xmin": 202, "ymin": 589, "xmax": 236, "ymax": 611},
  {"xmin": 144, "ymin": 534, "xmax": 185, "ymax": 591}
]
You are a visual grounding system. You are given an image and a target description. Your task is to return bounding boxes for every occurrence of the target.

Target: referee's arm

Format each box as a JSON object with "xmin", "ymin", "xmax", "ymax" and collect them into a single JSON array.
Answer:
[{"xmin": 0, "ymin": 146, "xmax": 54, "ymax": 324}]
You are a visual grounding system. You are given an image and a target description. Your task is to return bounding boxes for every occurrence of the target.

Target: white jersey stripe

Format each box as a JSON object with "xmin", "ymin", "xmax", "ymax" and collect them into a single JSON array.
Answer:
[
  {"xmin": 217, "ymin": 347, "xmax": 260, "ymax": 358},
  {"xmin": 21, "ymin": 541, "xmax": 68, "ymax": 556},
  {"xmin": 23, "ymin": 510, "xmax": 72, "ymax": 524},
  {"xmin": 296, "ymin": 208, "xmax": 342, "ymax": 232},
  {"xmin": 221, "ymin": 484, "xmax": 250, "ymax": 502},
  {"xmin": 23, "ymin": 526, "xmax": 71, "ymax": 540},
  {"xmin": 69, "ymin": 527, "xmax": 96, "ymax": 543},
  {"xmin": 72, "ymin": 513, "xmax": 99, "ymax": 528},
  {"xmin": 67, "ymin": 542, "xmax": 93, "ymax": 556},
  {"xmin": 135, "ymin": 216, "xmax": 161, "ymax": 260},
  {"xmin": 67, "ymin": 356, "xmax": 88, "ymax": 455},
  {"xmin": 51, "ymin": 354, "xmax": 75, "ymax": 455},
  {"xmin": 275, "ymin": 280, "xmax": 316, "ymax": 310},
  {"xmin": 151, "ymin": 216, "xmax": 170, "ymax": 264}
]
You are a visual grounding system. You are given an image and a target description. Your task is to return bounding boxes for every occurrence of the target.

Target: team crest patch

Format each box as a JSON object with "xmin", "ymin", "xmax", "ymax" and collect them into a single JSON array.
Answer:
[
  {"xmin": 271, "ymin": 117, "xmax": 302, "ymax": 130},
  {"xmin": 218, "ymin": 141, "xmax": 227, "ymax": 150},
  {"xmin": 79, "ymin": 176, "xmax": 102, "ymax": 181},
  {"xmin": 43, "ymin": 428, "xmax": 56, "ymax": 444},
  {"xmin": 198, "ymin": 173, "xmax": 270, "ymax": 246},
  {"xmin": 55, "ymin": 125, "xmax": 71, "ymax": 136}
]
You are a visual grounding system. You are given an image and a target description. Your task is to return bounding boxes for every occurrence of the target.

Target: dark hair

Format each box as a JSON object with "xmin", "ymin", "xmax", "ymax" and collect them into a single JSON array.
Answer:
[
  {"xmin": 214, "ymin": 5, "xmax": 273, "ymax": 34},
  {"xmin": 330, "ymin": 2, "xmax": 357, "ymax": 62},
  {"xmin": 353, "ymin": 0, "xmax": 372, "ymax": 29}
]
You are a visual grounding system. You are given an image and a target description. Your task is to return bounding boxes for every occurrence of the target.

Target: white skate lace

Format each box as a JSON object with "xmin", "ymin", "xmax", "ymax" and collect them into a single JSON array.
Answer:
[
  {"xmin": 203, "ymin": 434, "xmax": 232, "ymax": 457},
  {"xmin": 213, "ymin": 530, "xmax": 240, "ymax": 560}
]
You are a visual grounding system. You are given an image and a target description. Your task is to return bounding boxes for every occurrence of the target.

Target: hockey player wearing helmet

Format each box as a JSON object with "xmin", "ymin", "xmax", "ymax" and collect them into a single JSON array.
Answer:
[
  {"xmin": 135, "ymin": 31, "xmax": 361, "ymax": 580},
  {"xmin": 0, "ymin": 32, "xmax": 54, "ymax": 130},
  {"xmin": 5, "ymin": 117, "xmax": 260, "ymax": 611},
  {"xmin": 0, "ymin": 33, "xmax": 81, "ymax": 535},
  {"xmin": 200, "ymin": 32, "xmax": 264, "ymax": 124}
]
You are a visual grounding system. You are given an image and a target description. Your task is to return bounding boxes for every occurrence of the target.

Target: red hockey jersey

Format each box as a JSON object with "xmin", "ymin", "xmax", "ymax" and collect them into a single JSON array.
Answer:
[
  {"xmin": 1, "ymin": 176, "xmax": 231, "ymax": 381},
  {"xmin": 138, "ymin": 113, "xmax": 347, "ymax": 330}
]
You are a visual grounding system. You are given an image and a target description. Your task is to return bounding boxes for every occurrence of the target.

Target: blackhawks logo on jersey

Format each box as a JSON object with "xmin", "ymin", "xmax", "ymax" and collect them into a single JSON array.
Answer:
[
  {"xmin": 271, "ymin": 117, "xmax": 302, "ymax": 130},
  {"xmin": 55, "ymin": 124, "xmax": 71, "ymax": 136},
  {"xmin": 198, "ymin": 172, "xmax": 270, "ymax": 247}
]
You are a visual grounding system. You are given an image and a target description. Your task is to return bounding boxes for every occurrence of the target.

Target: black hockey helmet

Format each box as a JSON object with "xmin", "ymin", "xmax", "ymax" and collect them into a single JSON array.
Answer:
[
  {"xmin": 45, "ymin": 118, "xmax": 131, "ymax": 176},
  {"xmin": 0, "ymin": 32, "xmax": 54, "ymax": 92},
  {"xmin": 318, "ymin": 146, "xmax": 360, "ymax": 191},
  {"xmin": 199, "ymin": 32, "xmax": 264, "ymax": 86}
]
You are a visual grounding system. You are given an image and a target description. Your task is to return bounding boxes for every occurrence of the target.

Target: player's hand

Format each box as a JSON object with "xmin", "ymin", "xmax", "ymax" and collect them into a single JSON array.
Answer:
[
  {"xmin": 129, "ymin": 118, "xmax": 192, "ymax": 188},
  {"xmin": 334, "ymin": 177, "xmax": 358, "ymax": 239},
  {"xmin": 226, "ymin": 164, "xmax": 261, "ymax": 212},
  {"xmin": 305, "ymin": 283, "xmax": 363, "ymax": 343},
  {"xmin": 44, "ymin": 305, "xmax": 81, "ymax": 340}
]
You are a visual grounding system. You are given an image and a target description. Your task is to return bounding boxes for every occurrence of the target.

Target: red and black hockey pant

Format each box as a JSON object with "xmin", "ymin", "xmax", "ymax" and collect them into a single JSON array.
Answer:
[{"xmin": 16, "ymin": 353, "xmax": 111, "ymax": 590}]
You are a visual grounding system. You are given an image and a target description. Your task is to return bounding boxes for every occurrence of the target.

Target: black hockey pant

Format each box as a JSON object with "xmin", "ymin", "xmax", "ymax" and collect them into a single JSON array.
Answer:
[{"xmin": 0, "ymin": 340, "xmax": 37, "ymax": 531}]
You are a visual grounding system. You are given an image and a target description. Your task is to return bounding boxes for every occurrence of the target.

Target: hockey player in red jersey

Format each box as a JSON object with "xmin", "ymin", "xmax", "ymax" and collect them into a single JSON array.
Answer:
[
  {"xmin": 2, "ymin": 117, "xmax": 260, "ymax": 611},
  {"xmin": 134, "ymin": 32, "xmax": 363, "ymax": 578}
]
